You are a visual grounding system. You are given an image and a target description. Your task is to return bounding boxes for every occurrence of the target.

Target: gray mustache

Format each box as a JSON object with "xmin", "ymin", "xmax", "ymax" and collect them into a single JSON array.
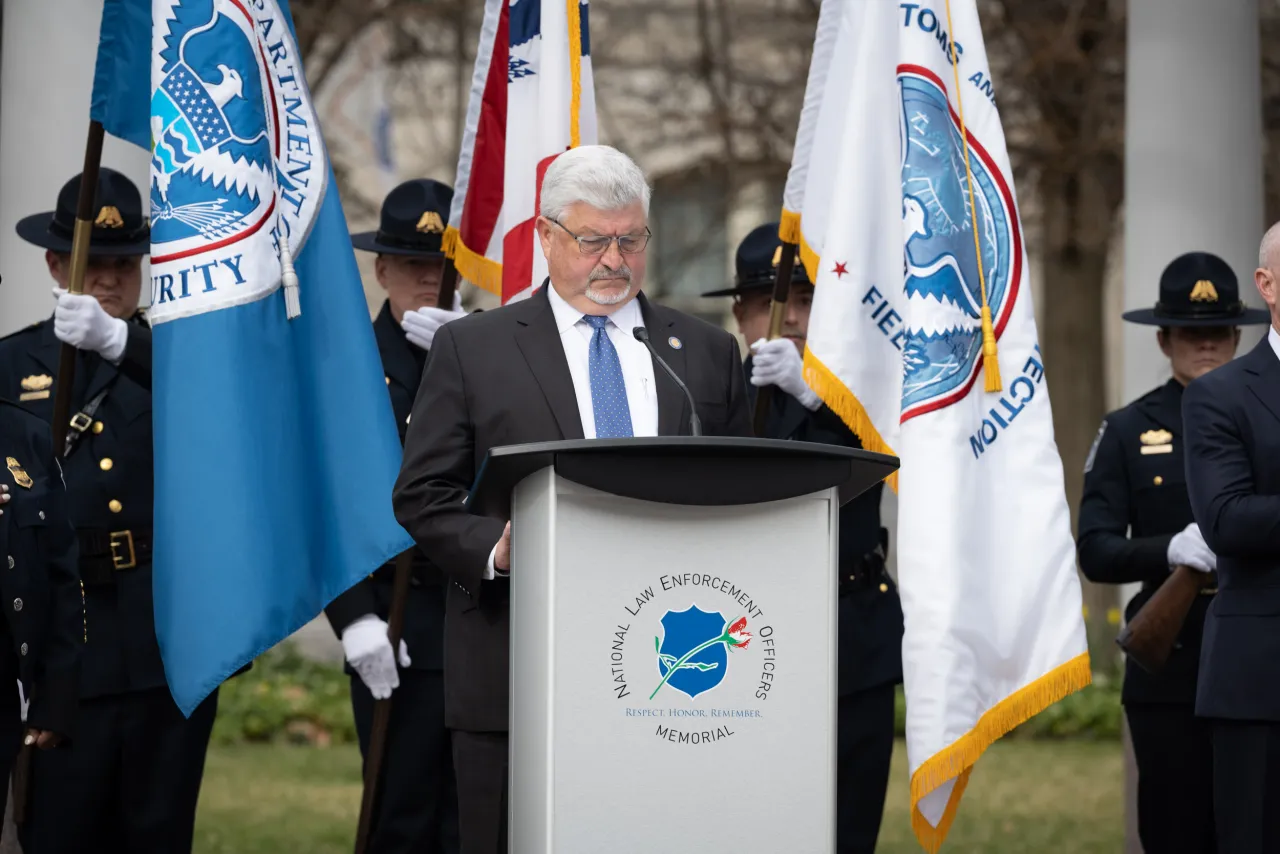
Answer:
[{"xmin": 589, "ymin": 265, "xmax": 631, "ymax": 282}]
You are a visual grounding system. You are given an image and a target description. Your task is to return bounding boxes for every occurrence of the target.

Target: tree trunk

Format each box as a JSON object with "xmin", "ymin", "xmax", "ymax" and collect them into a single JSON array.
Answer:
[{"xmin": 1036, "ymin": 167, "xmax": 1120, "ymax": 660}]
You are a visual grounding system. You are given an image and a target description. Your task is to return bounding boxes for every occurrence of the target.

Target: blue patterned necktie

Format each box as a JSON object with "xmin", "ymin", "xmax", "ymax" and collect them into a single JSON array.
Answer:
[{"xmin": 583, "ymin": 315, "xmax": 634, "ymax": 438}]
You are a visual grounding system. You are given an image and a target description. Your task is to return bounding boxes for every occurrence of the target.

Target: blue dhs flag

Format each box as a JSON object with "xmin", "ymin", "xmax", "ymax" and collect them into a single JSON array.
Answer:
[{"xmin": 92, "ymin": 0, "xmax": 414, "ymax": 714}]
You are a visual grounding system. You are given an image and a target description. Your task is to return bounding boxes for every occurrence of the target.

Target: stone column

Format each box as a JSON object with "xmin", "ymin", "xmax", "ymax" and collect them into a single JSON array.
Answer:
[{"xmin": 0, "ymin": 0, "xmax": 149, "ymax": 337}]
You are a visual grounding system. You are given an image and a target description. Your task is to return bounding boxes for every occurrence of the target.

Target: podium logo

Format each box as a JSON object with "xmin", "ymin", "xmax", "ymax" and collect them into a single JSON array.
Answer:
[{"xmin": 650, "ymin": 606, "xmax": 752, "ymax": 700}]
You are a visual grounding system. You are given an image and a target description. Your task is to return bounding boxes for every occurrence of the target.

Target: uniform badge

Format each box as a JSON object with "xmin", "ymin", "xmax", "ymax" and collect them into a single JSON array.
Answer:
[
  {"xmin": 668, "ymin": 336, "xmax": 683, "ymax": 350},
  {"xmin": 416, "ymin": 211, "xmax": 445, "ymax": 235},
  {"xmin": 19, "ymin": 374, "xmax": 52, "ymax": 402},
  {"xmin": 1190, "ymin": 279, "xmax": 1219, "ymax": 303},
  {"xmin": 1139, "ymin": 429, "xmax": 1174, "ymax": 455},
  {"xmin": 6, "ymin": 458, "xmax": 33, "ymax": 490},
  {"xmin": 95, "ymin": 206, "xmax": 125, "ymax": 229}
]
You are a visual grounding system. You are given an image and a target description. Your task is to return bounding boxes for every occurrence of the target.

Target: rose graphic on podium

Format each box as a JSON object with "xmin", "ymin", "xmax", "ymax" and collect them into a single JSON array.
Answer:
[{"xmin": 650, "ymin": 606, "xmax": 752, "ymax": 700}]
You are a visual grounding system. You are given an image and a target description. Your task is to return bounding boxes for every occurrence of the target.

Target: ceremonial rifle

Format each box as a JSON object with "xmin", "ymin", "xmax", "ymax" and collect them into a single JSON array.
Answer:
[{"xmin": 1115, "ymin": 565, "xmax": 1215, "ymax": 674}]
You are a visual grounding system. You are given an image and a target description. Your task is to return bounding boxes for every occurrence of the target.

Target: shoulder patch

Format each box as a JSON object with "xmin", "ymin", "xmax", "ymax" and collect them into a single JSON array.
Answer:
[{"xmin": 1083, "ymin": 420, "xmax": 1107, "ymax": 474}]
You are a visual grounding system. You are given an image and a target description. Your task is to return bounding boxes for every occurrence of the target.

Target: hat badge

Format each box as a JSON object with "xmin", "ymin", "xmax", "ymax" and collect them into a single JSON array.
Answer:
[
  {"xmin": 1189, "ymin": 279, "xmax": 1219, "ymax": 303},
  {"xmin": 416, "ymin": 211, "xmax": 445, "ymax": 235},
  {"xmin": 95, "ymin": 206, "xmax": 124, "ymax": 229}
]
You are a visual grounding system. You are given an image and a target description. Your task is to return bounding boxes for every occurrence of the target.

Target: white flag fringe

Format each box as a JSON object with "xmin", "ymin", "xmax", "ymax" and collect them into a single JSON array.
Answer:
[{"xmin": 781, "ymin": 1, "xmax": 1091, "ymax": 849}]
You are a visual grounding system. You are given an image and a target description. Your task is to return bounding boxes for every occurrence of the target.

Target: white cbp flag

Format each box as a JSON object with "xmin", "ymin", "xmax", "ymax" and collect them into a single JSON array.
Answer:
[
  {"xmin": 781, "ymin": 1, "xmax": 1090, "ymax": 849},
  {"xmin": 445, "ymin": 0, "xmax": 597, "ymax": 304}
]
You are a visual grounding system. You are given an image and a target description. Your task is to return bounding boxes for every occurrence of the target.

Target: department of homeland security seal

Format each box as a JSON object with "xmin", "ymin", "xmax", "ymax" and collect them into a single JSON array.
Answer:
[
  {"xmin": 897, "ymin": 66, "xmax": 1022, "ymax": 420},
  {"xmin": 148, "ymin": 0, "xmax": 326, "ymax": 323}
]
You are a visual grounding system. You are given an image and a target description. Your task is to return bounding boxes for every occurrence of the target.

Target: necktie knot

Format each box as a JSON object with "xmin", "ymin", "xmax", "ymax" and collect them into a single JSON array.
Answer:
[{"xmin": 583, "ymin": 314, "xmax": 610, "ymax": 330}]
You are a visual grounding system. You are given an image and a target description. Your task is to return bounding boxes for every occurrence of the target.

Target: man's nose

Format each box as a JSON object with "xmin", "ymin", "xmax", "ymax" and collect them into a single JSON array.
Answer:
[{"xmin": 599, "ymin": 240, "xmax": 625, "ymax": 269}]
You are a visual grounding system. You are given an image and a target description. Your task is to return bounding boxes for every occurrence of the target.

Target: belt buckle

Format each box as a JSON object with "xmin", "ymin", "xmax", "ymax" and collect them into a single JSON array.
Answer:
[
  {"xmin": 109, "ymin": 530, "xmax": 136, "ymax": 570},
  {"xmin": 69, "ymin": 413, "xmax": 92, "ymax": 433}
]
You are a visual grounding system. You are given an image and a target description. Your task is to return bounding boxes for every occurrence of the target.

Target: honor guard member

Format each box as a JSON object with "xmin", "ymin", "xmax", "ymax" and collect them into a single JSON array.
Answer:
[
  {"xmin": 703, "ymin": 224, "xmax": 905, "ymax": 854},
  {"xmin": 1, "ymin": 169, "xmax": 220, "ymax": 853},
  {"xmin": 0, "ymin": 384, "xmax": 82, "ymax": 798},
  {"xmin": 325, "ymin": 179, "xmax": 463, "ymax": 854},
  {"xmin": 1078, "ymin": 252, "xmax": 1267, "ymax": 854}
]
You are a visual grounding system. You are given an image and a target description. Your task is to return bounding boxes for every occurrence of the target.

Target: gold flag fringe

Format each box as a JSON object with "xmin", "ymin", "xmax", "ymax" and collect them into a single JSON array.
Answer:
[
  {"xmin": 443, "ymin": 226, "xmax": 503, "ymax": 296},
  {"xmin": 910, "ymin": 652, "xmax": 1093, "ymax": 852},
  {"xmin": 802, "ymin": 349, "xmax": 899, "ymax": 493}
]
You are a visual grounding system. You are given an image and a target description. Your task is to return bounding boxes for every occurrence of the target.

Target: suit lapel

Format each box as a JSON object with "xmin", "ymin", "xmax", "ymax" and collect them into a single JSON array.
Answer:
[
  {"xmin": 514, "ymin": 283, "xmax": 585, "ymax": 440},
  {"xmin": 373, "ymin": 303, "xmax": 420, "ymax": 394},
  {"xmin": 640, "ymin": 294, "xmax": 690, "ymax": 437},
  {"xmin": 1245, "ymin": 337, "xmax": 1280, "ymax": 424}
]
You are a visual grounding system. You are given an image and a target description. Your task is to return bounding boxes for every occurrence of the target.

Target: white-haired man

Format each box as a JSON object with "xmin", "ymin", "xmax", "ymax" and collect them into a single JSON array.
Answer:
[{"xmin": 393, "ymin": 145, "xmax": 752, "ymax": 853}]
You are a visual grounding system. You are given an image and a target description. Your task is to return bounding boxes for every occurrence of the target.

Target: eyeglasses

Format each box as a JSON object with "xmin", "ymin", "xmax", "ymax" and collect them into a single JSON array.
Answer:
[{"xmin": 547, "ymin": 218, "xmax": 651, "ymax": 256}]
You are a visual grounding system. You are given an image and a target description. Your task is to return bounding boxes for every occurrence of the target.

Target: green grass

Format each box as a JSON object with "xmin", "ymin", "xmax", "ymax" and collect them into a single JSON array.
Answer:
[{"xmin": 194, "ymin": 738, "xmax": 1122, "ymax": 853}]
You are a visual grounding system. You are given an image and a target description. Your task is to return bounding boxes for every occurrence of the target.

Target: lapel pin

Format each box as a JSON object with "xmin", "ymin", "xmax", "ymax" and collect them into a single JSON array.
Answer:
[{"xmin": 668, "ymin": 336, "xmax": 683, "ymax": 350}]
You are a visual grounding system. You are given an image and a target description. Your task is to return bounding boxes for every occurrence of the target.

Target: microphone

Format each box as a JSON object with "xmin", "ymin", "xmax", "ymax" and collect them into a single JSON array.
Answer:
[{"xmin": 633, "ymin": 326, "xmax": 702, "ymax": 437}]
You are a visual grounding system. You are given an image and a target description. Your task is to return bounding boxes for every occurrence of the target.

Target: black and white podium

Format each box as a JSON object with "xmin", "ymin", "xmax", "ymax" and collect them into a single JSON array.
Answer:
[{"xmin": 469, "ymin": 437, "xmax": 899, "ymax": 854}]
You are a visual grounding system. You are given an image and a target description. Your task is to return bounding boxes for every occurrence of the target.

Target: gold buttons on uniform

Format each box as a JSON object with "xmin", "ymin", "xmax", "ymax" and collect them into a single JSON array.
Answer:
[
  {"xmin": 385, "ymin": 376, "xmax": 391, "ymax": 386},
  {"xmin": 1153, "ymin": 476, "xmax": 1164, "ymax": 486},
  {"xmin": 92, "ymin": 421, "xmax": 104, "ymax": 434},
  {"xmin": 880, "ymin": 583, "xmax": 889, "ymax": 593},
  {"xmin": 848, "ymin": 574, "xmax": 856, "ymax": 581},
  {"xmin": 100, "ymin": 458, "xmax": 114, "ymax": 471},
  {"xmin": 108, "ymin": 500, "xmax": 123, "ymax": 514}
]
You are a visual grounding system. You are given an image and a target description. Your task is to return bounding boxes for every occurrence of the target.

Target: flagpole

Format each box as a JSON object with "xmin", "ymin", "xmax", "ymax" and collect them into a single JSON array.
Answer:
[
  {"xmin": 354, "ymin": 548, "xmax": 415, "ymax": 854},
  {"xmin": 354, "ymin": 258, "xmax": 457, "ymax": 853},
  {"xmin": 752, "ymin": 241, "xmax": 798, "ymax": 436},
  {"xmin": 12, "ymin": 119, "xmax": 106, "ymax": 829}
]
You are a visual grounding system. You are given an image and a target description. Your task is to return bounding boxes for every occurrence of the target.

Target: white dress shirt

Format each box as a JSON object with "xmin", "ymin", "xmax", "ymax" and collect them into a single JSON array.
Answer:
[
  {"xmin": 545, "ymin": 283, "xmax": 659, "ymax": 439},
  {"xmin": 485, "ymin": 284, "xmax": 659, "ymax": 578},
  {"xmin": 1269, "ymin": 325, "xmax": 1280, "ymax": 362}
]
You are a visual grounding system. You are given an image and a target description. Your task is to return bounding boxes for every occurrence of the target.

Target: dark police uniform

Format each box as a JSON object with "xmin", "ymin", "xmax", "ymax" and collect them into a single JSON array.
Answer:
[
  {"xmin": 325, "ymin": 179, "xmax": 459, "ymax": 854},
  {"xmin": 5, "ymin": 170, "xmax": 218, "ymax": 853},
  {"xmin": 704, "ymin": 224, "xmax": 904, "ymax": 854},
  {"xmin": 0, "ymin": 397, "xmax": 82, "ymax": 789},
  {"xmin": 1077, "ymin": 252, "xmax": 1269, "ymax": 854}
]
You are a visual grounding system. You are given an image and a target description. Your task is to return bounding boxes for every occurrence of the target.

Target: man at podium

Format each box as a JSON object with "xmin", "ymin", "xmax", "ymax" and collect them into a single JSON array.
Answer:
[
  {"xmin": 393, "ymin": 145, "xmax": 752, "ymax": 854},
  {"xmin": 703, "ymin": 224, "xmax": 905, "ymax": 854}
]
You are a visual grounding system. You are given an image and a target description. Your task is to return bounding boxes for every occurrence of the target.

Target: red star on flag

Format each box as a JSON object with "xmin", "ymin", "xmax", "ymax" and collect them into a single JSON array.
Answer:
[{"xmin": 832, "ymin": 262, "xmax": 849, "ymax": 279}]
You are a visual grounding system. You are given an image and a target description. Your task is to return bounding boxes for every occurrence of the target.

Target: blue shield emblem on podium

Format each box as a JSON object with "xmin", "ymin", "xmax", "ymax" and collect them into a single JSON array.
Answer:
[{"xmin": 655, "ymin": 605, "xmax": 729, "ymax": 699}]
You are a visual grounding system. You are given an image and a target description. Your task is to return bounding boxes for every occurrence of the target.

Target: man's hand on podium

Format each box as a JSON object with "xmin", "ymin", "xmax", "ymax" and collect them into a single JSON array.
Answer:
[{"xmin": 495, "ymin": 522, "xmax": 512, "ymax": 573}]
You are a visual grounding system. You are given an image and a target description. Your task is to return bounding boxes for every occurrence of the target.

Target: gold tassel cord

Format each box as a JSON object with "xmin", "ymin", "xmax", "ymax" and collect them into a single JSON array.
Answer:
[{"xmin": 943, "ymin": 0, "xmax": 1001, "ymax": 392}]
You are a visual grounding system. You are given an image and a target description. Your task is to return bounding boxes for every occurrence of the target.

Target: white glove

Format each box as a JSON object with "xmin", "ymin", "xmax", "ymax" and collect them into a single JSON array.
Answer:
[
  {"xmin": 52, "ymin": 288, "xmax": 127, "ymax": 363},
  {"xmin": 340, "ymin": 614, "xmax": 412, "ymax": 700},
  {"xmin": 750, "ymin": 337, "xmax": 821, "ymax": 411},
  {"xmin": 1168, "ymin": 523, "xmax": 1216, "ymax": 573},
  {"xmin": 402, "ymin": 291, "xmax": 465, "ymax": 351}
]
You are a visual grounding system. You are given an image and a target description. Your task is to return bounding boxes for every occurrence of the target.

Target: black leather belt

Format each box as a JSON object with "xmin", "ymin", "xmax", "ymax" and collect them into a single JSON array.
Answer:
[{"xmin": 79, "ymin": 528, "xmax": 152, "ymax": 585}]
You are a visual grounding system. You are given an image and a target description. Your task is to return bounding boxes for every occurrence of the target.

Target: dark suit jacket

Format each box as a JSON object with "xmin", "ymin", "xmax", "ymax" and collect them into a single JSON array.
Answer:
[
  {"xmin": 1184, "ymin": 338, "xmax": 1280, "ymax": 721},
  {"xmin": 326, "ymin": 303, "xmax": 446, "ymax": 671},
  {"xmin": 393, "ymin": 285, "xmax": 752, "ymax": 731},
  {"xmin": 749, "ymin": 361, "xmax": 903, "ymax": 695},
  {"xmin": 0, "ymin": 399, "xmax": 81, "ymax": 738},
  {"xmin": 0, "ymin": 317, "xmax": 167, "ymax": 699},
  {"xmin": 1078, "ymin": 379, "xmax": 1210, "ymax": 706}
]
